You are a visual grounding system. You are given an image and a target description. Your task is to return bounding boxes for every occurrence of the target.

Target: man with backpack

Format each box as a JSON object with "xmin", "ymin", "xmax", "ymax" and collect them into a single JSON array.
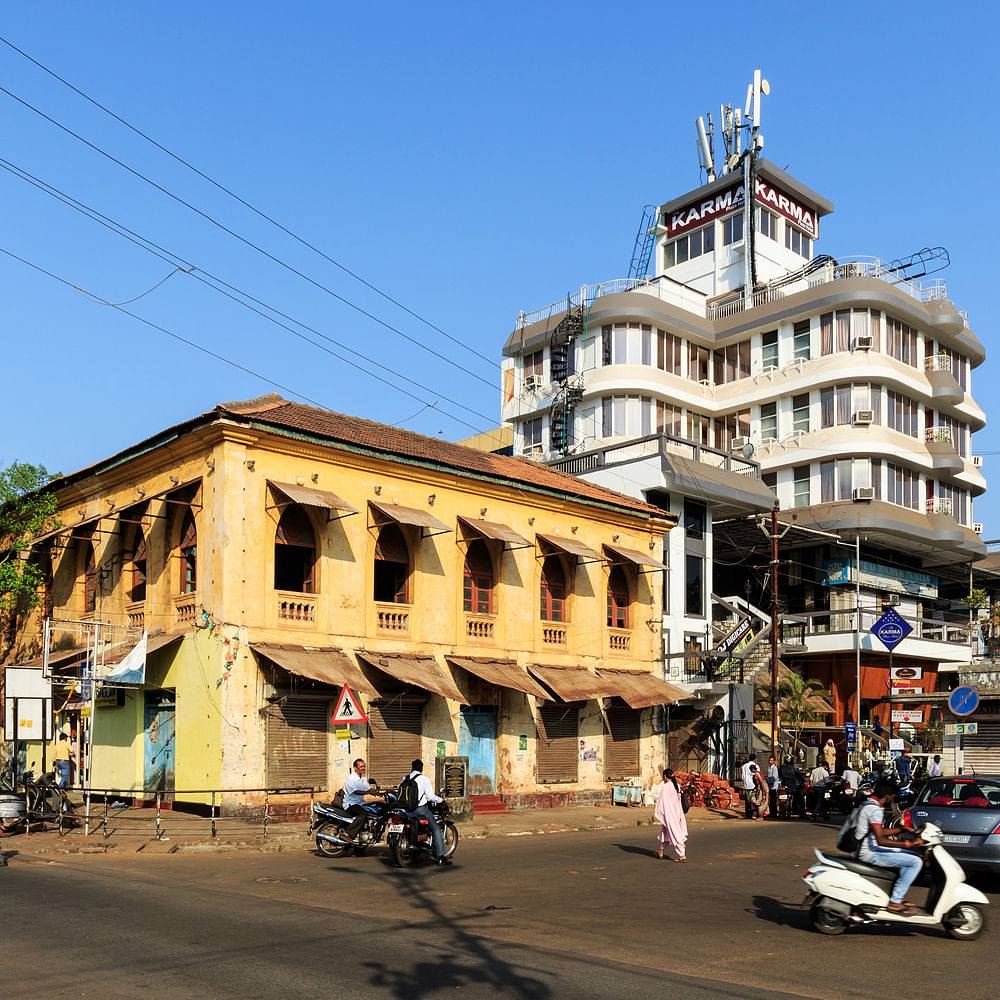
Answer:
[{"xmin": 401, "ymin": 759, "xmax": 452, "ymax": 867}]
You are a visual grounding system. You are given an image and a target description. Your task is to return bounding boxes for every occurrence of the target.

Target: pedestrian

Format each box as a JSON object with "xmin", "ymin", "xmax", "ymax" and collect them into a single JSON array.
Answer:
[
  {"xmin": 653, "ymin": 768, "xmax": 688, "ymax": 861},
  {"xmin": 823, "ymin": 739, "xmax": 837, "ymax": 774},
  {"xmin": 809, "ymin": 761, "xmax": 830, "ymax": 822},
  {"xmin": 895, "ymin": 749, "xmax": 913, "ymax": 785},
  {"xmin": 766, "ymin": 754, "xmax": 780, "ymax": 818},
  {"xmin": 741, "ymin": 754, "xmax": 758, "ymax": 819},
  {"xmin": 749, "ymin": 764, "xmax": 770, "ymax": 820},
  {"xmin": 928, "ymin": 754, "xmax": 943, "ymax": 778},
  {"xmin": 872, "ymin": 715, "xmax": 883, "ymax": 737},
  {"xmin": 53, "ymin": 731, "xmax": 74, "ymax": 788}
]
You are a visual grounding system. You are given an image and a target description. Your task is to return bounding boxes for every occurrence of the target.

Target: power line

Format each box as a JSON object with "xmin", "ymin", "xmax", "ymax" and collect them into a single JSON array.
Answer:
[
  {"xmin": 0, "ymin": 155, "xmax": 507, "ymax": 443},
  {"xmin": 0, "ymin": 244, "xmax": 493, "ymax": 437},
  {"xmin": 0, "ymin": 82, "xmax": 499, "ymax": 391}
]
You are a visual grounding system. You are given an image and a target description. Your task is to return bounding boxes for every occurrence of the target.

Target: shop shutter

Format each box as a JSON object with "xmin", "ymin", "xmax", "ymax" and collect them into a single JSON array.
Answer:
[
  {"xmin": 368, "ymin": 701, "xmax": 423, "ymax": 786},
  {"xmin": 266, "ymin": 697, "xmax": 329, "ymax": 790},
  {"xmin": 962, "ymin": 721, "xmax": 1000, "ymax": 773},
  {"xmin": 537, "ymin": 704, "xmax": 579, "ymax": 783},
  {"xmin": 604, "ymin": 706, "xmax": 640, "ymax": 780}
]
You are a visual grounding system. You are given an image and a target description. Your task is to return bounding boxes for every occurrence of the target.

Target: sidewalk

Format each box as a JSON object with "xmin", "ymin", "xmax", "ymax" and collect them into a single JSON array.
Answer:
[{"xmin": 0, "ymin": 799, "xmax": 745, "ymax": 858}]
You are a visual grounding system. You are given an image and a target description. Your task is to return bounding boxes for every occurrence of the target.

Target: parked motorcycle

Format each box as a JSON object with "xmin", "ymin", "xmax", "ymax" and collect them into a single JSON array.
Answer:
[
  {"xmin": 802, "ymin": 822, "xmax": 988, "ymax": 939},
  {"xmin": 1, "ymin": 764, "xmax": 76, "ymax": 834},
  {"xmin": 385, "ymin": 800, "xmax": 458, "ymax": 867},
  {"xmin": 310, "ymin": 789, "xmax": 396, "ymax": 858}
]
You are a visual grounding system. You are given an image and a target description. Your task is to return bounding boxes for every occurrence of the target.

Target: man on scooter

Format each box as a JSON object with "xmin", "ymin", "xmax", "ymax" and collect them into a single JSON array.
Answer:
[
  {"xmin": 855, "ymin": 778, "xmax": 924, "ymax": 914},
  {"xmin": 341, "ymin": 758, "xmax": 385, "ymax": 842}
]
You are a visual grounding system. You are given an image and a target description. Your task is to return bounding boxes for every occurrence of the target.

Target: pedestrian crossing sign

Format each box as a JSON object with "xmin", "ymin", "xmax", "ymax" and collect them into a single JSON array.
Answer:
[{"xmin": 331, "ymin": 685, "xmax": 368, "ymax": 724}]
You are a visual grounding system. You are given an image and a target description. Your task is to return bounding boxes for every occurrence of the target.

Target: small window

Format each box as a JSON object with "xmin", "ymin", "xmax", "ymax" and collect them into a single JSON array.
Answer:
[
  {"xmin": 373, "ymin": 524, "xmax": 410, "ymax": 604},
  {"xmin": 275, "ymin": 505, "xmax": 317, "ymax": 594},
  {"xmin": 178, "ymin": 513, "xmax": 197, "ymax": 594},
  {"xmin": 758, "ymin": 208, "xmax": 778, "ymax": 240},
  {"xmin": 523, "ymin": 350, "xmax": 543, "ymax": 379},
  {"xmin": 130, "ymin": 531, "xmax": 147, "ymax": 604},
  {"xmin": 761, "ymin": 329, "xmax": 778, "ymax": 370},
  {"xmin": 522, "ymin": 417, "xmax": 543, "ymax": 455},
  {"xmin": 760, "ymin": 402, "xmax": 777, "ymax": 441},
  {"xmin": 793, "ymin": 465, "xmax": 810, "ymax": 508},
  {"xmin": 685, "ymin": 554, "xmax": 704, "ymax": 617},
  {"xmin": 793, "ymin": 320, "xmax": 811, "ymax": 361},
  {"xmin": 723, "ymin": 213, "xmax": 744, "ymax": 246},
  {"xmin": 684, "ymin": 500, "xmax": 706, "ymax": 539},
  {"xmin": 792, "ymin": 393, "xmax": 810, "ymax": 434},
  {"xmin": 463, "ymin": 540, "xmax": 494, "ymax": 615},
  {"xmin": 540, "ymin": 555, "xmax": 567, "ymax": 622},
  {"xmin": 607, "ymin": 565, "xmax": 630, "ymax": 629}
]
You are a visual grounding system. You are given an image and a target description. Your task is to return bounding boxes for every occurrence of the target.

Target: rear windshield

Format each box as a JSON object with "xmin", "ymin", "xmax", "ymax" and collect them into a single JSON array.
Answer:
[{"xmin": 917, "ymin": 778, "xmax": 1000, "ymax": 809}]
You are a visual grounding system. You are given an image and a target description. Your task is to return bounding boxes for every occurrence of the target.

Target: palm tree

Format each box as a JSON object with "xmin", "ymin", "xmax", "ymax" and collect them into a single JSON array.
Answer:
[{"xmin": 756, "ymin": 672, "xmax": 832, "ymax": 758}]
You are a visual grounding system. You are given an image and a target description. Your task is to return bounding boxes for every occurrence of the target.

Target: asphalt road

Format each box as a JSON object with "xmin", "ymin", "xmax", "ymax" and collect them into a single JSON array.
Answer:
[{"xmin": 2, "ymin": 818, "xmax": 997, "ymax": 1000}]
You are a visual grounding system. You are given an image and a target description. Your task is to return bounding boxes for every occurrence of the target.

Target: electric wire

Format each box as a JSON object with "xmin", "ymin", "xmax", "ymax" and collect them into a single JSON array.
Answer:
[
  {"xmin": 0, "ymin": 155, "xmax": 506, "ymax": 439},
  {"xmin": 0, "ymin": 244, "xmax": 491, "ymax": 435},
  {"xmin": 0, "ymin": 83, "xmax": 497, "ymax": 391},
  {"xmin": 0, "ymin": 34, "xmax": 499, "ymax": 371}
]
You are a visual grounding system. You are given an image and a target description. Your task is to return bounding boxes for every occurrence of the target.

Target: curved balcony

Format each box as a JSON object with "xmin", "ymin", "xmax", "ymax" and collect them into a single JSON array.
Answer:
[
  {"xmin": 925, "ymin": 427, "xmax": 964, "ymax": 472},
  {"xmin": 925, "ymin": 355, "xmax": 964, "ymax": 404}
]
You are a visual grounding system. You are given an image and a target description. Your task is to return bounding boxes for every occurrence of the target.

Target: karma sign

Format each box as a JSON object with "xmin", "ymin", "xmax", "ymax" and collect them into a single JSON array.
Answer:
[{"xmin": 870, "ymin": 608, "xmax": 912, "ymax": 651}]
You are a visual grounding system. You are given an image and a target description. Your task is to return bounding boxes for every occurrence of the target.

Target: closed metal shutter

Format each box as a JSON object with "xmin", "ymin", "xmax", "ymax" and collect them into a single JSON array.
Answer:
[
  {"xmin": 605, "ymin": 706, "xmax": 640, "ymax": 780},
  {"xmin": 368, "ymin": 701, "xmax": 423, "ymax": 786},
  {"xmin": 537, "ymin": 704, "xmax": 579, "ymax": 783},
  {"xmin": 963, "ymin": 721, "xmax": 1000, "ymax": 773},
  {"xmin": 266, "ymin": 697, "xmax": 329, "ymax": 790}
]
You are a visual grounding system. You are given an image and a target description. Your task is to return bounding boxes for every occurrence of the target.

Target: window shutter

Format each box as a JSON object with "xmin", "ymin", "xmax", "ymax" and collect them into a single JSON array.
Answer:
[
  {"xmin": 368, "ymin": 701, "xmax": 423, "ymax": 786},
  {"xmin": 537, "ymin": 704, "xmax": 579, "ymax": 783},
  {"xmin": 604, "ymin": 706, "xmax": 640, "ymax": 780},
  {"xmin": 265, "ymin": 697, "xmax": 329, "ymax": 790},
  {"xmin": 962, "ymin": 722, "xmax": 1000, "ymax": 774}
]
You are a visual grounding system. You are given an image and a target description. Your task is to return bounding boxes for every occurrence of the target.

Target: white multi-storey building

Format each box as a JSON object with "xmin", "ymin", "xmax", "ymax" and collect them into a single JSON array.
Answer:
[{"xmin": 500, "ymin": 94, "xmax": 987, "ymax": 766}]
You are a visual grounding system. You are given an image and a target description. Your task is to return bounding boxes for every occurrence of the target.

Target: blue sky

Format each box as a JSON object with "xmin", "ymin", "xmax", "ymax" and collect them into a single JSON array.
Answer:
[{"xmin": 2, "ymin": 4, "xmax": 999, "ymax": 527}]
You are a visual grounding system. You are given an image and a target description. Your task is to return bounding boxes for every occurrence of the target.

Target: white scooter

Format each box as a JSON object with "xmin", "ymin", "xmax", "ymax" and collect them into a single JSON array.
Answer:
[{"xmin": 802, "ymin": 823, "xmax": 989, "ymax": 940}]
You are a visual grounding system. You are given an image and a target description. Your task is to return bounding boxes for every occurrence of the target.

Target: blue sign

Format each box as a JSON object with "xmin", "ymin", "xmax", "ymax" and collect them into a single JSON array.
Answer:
[
  {"xmin": 870, "ymin": 608, "xmax": 912, "ymax": 651},
  {"xmin": 948, "ymin": 686, "xmax": 980, "ymax": 718},
  {"xmin": 844, "ymin": 722, "xmax": 858, "ymax": 749}
]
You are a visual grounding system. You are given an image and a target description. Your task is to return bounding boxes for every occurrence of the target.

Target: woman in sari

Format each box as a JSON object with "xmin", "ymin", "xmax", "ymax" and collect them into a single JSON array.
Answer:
[
  {"xmin": 749, "ymin": 763, "xmax": 770, "ymax": 820},
  {"xmin": 653, "ymin": 768, "xmax": 688, "ymax": 861}
]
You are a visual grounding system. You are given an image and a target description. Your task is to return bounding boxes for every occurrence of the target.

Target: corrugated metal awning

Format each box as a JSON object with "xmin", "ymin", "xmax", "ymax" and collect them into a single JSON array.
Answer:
[
  {"xmin": 603, "ymin": 543, "xmax": 669, "ymax": 573},
  {"xmin": 30, "ymin": 511, "xmax": 106, "ymax": 547},
  {"xmin": 457, "ymin": 515, "xmax": 530, "ymax": 549},
  {"xmin": 447, "ymin": 656, "xmax": 552, "ymax": 700},
  {"xmin": 369, "ymin": 500, "xmax": 450, "ymax": 535},
  {"xmin": 357, "ymin": 651, "xmax": 466, "ymax": 703},
  {"xmin": 269, "ymin": 481, "xmax": 358, "ymax": 516},
  {"xmin": 252, "ymin": 643, "xmax": 377, "ymax": 696},
  {"xmin": 536, "ymin": 534, "xmax": 603, "ymax": 563},
  {"xmin": 596, "ymin": 668, "xmax": 693, "ymax": 709},
  {"xmin": 527, "ymin": 664, "xmax": 609, "ymax": 702}
]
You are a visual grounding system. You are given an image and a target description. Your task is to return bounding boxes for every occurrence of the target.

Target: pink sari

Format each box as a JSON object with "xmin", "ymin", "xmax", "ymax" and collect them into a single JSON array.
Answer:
[{"xmin": 653, "ymin": 780, "xmax": 688, "ymax": 858}]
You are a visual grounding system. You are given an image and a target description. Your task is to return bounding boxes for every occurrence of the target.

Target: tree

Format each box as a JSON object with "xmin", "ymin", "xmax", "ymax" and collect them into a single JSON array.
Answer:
[
  {"xmin": 0, "ymin": 461, "xmax": 60, "ymax": 618},
  {"xmin": 756, "ymin": 672, "xmax": 832, "ymax": 757}
]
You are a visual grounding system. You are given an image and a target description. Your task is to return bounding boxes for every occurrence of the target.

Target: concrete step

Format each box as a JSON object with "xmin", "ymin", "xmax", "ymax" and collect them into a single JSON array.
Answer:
[{"xmin": 470, "ymin": 795, "xmax": 509, "ymax": 816}]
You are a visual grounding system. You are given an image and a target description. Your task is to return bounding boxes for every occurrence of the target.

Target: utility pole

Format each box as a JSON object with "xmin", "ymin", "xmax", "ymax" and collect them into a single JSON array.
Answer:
[{"xmin": 770, "ymin": 503, "xmax": 780, "ymax": 754}]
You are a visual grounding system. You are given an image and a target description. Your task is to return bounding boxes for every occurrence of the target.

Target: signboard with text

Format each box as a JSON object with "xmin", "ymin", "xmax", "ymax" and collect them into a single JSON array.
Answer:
[
  {"xmin": 870, "ymin": 608, "xmax": 913, "ymax": 651},
  {"xmin": 892, "ymin": 710, "xmax": 924, "ymax": 724}
]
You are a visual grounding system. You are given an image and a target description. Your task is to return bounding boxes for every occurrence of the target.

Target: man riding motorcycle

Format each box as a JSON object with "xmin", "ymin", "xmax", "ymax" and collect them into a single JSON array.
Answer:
[{"xmin": 340, "ymin": 758, "xmax": 385, "ymax": 842}]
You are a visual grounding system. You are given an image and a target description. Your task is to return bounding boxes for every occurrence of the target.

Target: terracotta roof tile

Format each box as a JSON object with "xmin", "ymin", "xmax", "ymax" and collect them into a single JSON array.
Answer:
[{"xmin": 218, "ymin": 397, "xmax": 669, "ymax": 520}]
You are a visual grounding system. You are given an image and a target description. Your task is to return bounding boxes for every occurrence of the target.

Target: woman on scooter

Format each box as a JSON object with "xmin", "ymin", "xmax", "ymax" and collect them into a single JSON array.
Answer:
[{"xmin": 855, "ymin": 778, "xmax": 924, "ymax": 914}]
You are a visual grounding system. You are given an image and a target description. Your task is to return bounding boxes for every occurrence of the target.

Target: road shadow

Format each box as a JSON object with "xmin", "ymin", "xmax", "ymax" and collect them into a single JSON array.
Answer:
[
  {"xmin": 749, "ymin": 894, "xmax": 810, "ymax": 931},
  {"xmin": 358, "ymin": 860, "xmax": 552, "ymax": 999},
  {"xmin": 612, "ymin": 843, "xmax": 659, "ymax": 859}
]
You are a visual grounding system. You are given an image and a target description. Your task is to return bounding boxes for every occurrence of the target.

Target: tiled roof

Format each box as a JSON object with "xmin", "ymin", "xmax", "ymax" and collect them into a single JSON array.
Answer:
[{"xmin": 217, "ymin": 395, "xmax": 669, "ymax": 520}]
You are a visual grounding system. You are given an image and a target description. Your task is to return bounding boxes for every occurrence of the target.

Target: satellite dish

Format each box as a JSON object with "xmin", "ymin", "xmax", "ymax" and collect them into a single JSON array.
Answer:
[
  {"xmin": 761, "ymin": 78, "xmax": 770, "ymax": 96},
  {"xmin": 741, "ymin": 441, "xmax": 756, "ymax": 459}
]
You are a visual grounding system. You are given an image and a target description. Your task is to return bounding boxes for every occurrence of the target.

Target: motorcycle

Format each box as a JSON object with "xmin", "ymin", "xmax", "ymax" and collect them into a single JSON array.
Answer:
[
  {"xmin": 801, "ymin": 822, "xmax": 989, "ymax": 940},
  {"xmin": 385, "ymin": 800, "xmax": 458, "ymax": 867},
  {"xmin": 309, "ymin": 789, "xmax": 396, "ymax": 858},
  {"xmin": 1, "ymin": 764, "xmax": 76, "ymax": 834}
]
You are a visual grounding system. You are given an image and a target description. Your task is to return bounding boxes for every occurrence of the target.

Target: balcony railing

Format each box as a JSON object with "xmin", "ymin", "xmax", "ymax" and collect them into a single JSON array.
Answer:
[
  {"xmin": 925, "ymin": 426, "xmax": 954, "ymax": 445},
  {"xmin": 376, "ymin": 604, "xmax": 409, "ymax": 634},
  {"xmin": 925, "ymin": 496, "xmax": 953, "ymax": 516},
  {"xmin": 465, "ymin": 614, "xmax": 495, "ymax": 642},
  {"xmin": 542, "ymin": 624, "xmax": 568, "ymax": 646},
  {"xmin": 608, "ymin": 628, "xmax": 631, "ymax": 653},
  {"xmin": 174, "ymin": 594, "xmax": 197, "ymax": 626},
  {"xmin": 276, "ymin": 593, "xmax": 316, "ymax": 624},
  {"xmin": 778, "ymin": 606, "xmax": 969, "ymax": 645},
  {"xmin": 126, "ymin": 601, "xmax": 144, "ymax": 629}
]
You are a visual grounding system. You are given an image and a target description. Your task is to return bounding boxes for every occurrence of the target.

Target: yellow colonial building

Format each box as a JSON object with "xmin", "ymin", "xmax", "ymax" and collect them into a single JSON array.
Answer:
[{"xmin": 5, "ymin": 394, "xmax": 682, "ymax": 812}]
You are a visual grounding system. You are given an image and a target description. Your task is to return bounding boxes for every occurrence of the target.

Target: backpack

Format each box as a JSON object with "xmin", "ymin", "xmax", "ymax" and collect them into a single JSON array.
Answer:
[
  {"xmin": 397, "ymin": 774, "xmax": 420, "ymax": 812},
  {"xmin": 680, "ymin": 790, "xmax": 691, "ymax": 814},
  {"xmin": 836, "ymin": 802, "xmax": 864, "ymax": 854}
]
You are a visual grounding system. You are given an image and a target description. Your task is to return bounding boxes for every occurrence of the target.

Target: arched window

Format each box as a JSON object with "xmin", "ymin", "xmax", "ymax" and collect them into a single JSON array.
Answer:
[
  {"xmin": 463, "ymin": 540, "xmax": 494, "ymax": 615},
  {"xmin": 373, "ymin": 524, "xmax": 410, "ymax": 604},
  {"xmin": 274, "ymin": 505, "xmax": 316, "ymax": 593},
  {"xmin": 84, "ymin": 543, "xmax": 97, "ymax": 613},
  {"xmin": 130, "ymin": 531, "xmax": 147, "ymax": 604},
  {"xmin": 607, "ymin": 565, "xmax": 630, "ymax": 629},
  {"xmin": 540, "ymin": 555, "xmax": 567, "ymax": 622},
  {"xmin": 179, "ymin": 512, "xmax": 197, "ymax": 594}
]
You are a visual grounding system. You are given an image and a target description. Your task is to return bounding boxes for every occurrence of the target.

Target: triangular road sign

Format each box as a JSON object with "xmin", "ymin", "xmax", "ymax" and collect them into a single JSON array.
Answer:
[{"xmin": 331, "ymin": 685, "xmax": 368, "ymax": 724}]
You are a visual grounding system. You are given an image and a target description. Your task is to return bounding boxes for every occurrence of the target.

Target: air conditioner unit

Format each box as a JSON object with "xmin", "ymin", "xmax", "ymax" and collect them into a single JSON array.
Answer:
[
  {"xmin": 730, "ymin": 436, "xmax": 751, "ymax": 452},
  {"xmin": 522, "ymin": 374, "xmax": 543, "ymax": 392},
  {"xmin": 973, "ymin": 455, "xmax": 983, "ymax": 468},
  {"xmin": 974, "ymin": 522, "xmax": 984, "ymax": 534},
  {"xmin": 853, "ymin": 487, "xmax": 875, "ymax": 501},
  {"xmin": 854, "ymin": 335, "xmax": 874, "ymax": 350},
  {"xmin": 853, "ymin": 410, "xmax": 874, "ymax": 425},
  {"xmin": 886, "ymin": 595, "xmax": 902, "ymax": 607}
]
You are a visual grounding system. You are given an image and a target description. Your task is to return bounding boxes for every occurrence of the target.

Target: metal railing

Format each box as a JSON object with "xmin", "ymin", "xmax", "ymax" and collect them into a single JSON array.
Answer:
[{"xmin": 778, "ymin": 606, "xmax": 969, "ymax": 645}]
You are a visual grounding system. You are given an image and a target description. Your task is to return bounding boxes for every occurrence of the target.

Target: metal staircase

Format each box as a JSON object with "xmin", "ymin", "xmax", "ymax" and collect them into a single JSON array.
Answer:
[
  {"xmin": 548, "ymin": 307, "xmax": 585, "ymax": 454},
  {"xmin": 627, "ymin": 204, "xmax": 657, "ymax": 280}
]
